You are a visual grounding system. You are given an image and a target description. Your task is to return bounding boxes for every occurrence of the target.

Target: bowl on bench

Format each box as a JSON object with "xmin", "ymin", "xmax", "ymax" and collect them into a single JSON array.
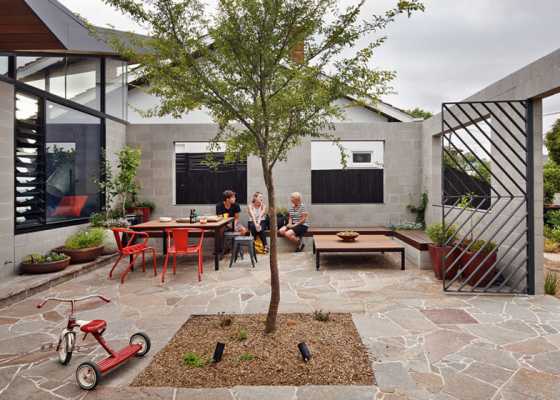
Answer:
[{"xmin": 337, "ymin": 231, "xmax": 360, "ymax": 242}]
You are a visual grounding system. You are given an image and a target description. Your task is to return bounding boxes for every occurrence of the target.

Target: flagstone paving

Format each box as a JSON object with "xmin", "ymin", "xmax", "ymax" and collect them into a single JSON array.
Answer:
[{"xmin": 0, "ymin": 251, "xmax": 559, "ymax": 399}]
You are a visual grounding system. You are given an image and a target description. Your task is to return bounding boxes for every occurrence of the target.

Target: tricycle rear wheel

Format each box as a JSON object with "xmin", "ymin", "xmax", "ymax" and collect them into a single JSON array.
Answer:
[
  {"xmin": 130, "ymin": 332, "xmax": 151, "ymax": 357},
  {"xmin": 76, "ymin": 361, "xmax": 101, "ymax": 390}
]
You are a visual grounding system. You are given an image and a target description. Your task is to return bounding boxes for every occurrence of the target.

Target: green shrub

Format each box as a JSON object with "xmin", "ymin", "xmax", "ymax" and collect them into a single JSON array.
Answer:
[
  {"xmin": 468, "ymin": 239, "xmax": 497, "ymax": 253},
  {"xmin": 546, "ymin": 210, "xmax": 560, "ymax": 228},
  {"xmin": 182, "ymin": 352, "xmax": 206, "ymax": 368},
  {"xmin": 545, "ymin": 271, "xmax": 558, "ymax": 295},
  {"xmin": 549, "ymin": 227, "xmax": 560, "ymax": 244},
  {"xmin": 237, "ymin": 328, "xmax": 248, "ymax": 341},
  {"xmin": 89, "ymin": 212, "xmax": 106, "ymax": 228},
  {"xmin": 313, "ymin": 310, "xmax": 330, "ymax": 322},
  {"xmin": 238, "ymin": 353, "xmax": 255, "ymax": 362},
  {"xmin": 544, "ymin": 160, "xmax": 560, "ymax": 204},
  {"xmin": 544, "ymin": 225, "xmax": 554, "ymax": 240},
  {"xmin": 135, "ymin": 199, "xmax": 156, "ymax": 212},
  {"xmin": 545, "ymin": 239, "xmax": 559, "ymax": 253},
  {"xmin": 426, "ymin": 223, "xmax": 457, "ymax": 246},
  {"xmin": 64, "ymin": 228, "xmax": 105, "ymax": 250},
  {"xmin": 23, "ymin": 252, "xmax": 67, "ymax": 264}
]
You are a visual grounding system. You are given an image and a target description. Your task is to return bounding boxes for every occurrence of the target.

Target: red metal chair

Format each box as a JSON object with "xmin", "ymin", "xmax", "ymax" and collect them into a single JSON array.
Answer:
[
  {"xmin": 109, "ymin": 228, "xmax": 157, "ymax": 284},
  {"xmin": 161, "ymin": 228, "xmax": 205, "ymax": 283}
]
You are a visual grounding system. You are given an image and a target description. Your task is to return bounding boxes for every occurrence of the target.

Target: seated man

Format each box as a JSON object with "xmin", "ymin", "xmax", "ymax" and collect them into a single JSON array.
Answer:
[
  {"xmin": 216, "ymin": 190, "xmax": 247, "ymax": 235},
  {"xmin": 278, "ymin": 192, "xmax": 309, "ymax": 252}
]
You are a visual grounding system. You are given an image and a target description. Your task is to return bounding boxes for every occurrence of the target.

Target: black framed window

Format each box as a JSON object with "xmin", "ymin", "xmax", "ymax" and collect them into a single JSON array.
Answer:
[
  {"xmin": 15, "ymin": 91, "xmax": 103, "ymax": 233},
  {"xmin": 311, "ymin": 141, "xmax": 384, "ymax": 204},
  {"xmin": 175, "ymin": 152, "xmax": 247, "ymax": 205}
]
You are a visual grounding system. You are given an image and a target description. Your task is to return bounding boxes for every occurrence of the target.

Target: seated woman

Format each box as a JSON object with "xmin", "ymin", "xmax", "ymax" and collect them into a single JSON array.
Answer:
[
  {"xmin": 278, "ymin": 192, "xmax": 309, "ymax": 252},
  {"xmin": 248, "ymin": 192, "xmax": 269, "ymax": 252}
]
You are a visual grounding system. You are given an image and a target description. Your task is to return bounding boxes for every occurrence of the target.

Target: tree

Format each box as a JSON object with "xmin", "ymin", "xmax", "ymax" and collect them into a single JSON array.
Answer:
[
  {"xmin": 102, "ymin": 0, "xmax": 424, "ymax": 333},
  {"xmin": 545, "ymin": 118, "xmax": 560, "ymax": 165},
  {"xmin": 544, "ymin": 160, "xmax": 560, "ymax": 204},
  {"xmin": 113, "ymin": 146, "xmax": 142, "ymax": 217},
  {"xmin": 406, "ymin": 107, "xmax": 433, "ymax": 120}
]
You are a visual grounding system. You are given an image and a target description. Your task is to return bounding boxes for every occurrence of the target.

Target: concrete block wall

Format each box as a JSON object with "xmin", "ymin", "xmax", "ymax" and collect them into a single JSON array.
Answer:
[
  {"xmin": 126, "ymin": 121, "xmax": 424, "ymax": 227},
  {"xmin": 0, "ymin": 82, "xmax": 15, "ymax": 279}
]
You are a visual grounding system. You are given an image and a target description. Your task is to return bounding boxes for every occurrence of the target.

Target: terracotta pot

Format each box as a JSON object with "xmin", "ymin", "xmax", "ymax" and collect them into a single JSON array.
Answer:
[
  {"xmin": 60, "ymin": 245, "xmax": 104, "ymax": 264},
  {"xmin": 20, "ymin": 256, "xmax": 70, "ymax": 274},
  {"xmin": 428, "ymin": 244, "xmax": 461, "ymax": 280},
  {"xmin": 461, "ymin": 250, "xmax": 498, "ymax": 287}
]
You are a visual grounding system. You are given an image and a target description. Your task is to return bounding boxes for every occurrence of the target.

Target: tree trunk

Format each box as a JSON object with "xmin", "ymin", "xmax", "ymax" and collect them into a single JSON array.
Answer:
[{"xmin": 263, "ymin": 169, "xmax": 280, "ymax": 333}]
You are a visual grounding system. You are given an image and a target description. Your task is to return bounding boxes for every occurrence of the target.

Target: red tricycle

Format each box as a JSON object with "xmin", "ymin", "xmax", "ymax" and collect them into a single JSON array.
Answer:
[{"xmin": 37, "ymin": 294, "xmax": 150, "ymax": 390}]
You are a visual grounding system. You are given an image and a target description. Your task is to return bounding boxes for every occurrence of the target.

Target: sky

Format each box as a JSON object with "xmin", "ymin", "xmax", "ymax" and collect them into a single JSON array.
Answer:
[{"xmin": 59, "ymin": 0, "xmax": 560, "ymax": 132}]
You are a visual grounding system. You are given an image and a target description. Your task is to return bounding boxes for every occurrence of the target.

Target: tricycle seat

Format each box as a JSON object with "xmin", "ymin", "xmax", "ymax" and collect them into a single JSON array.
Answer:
[{"xmin": 81, "ymin": 319, "xmax": 107, "ymax": 334}]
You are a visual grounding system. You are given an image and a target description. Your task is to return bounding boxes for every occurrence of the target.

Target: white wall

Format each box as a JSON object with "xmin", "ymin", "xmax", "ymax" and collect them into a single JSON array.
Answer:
[
  {"xmin": 311, "ymin": 141, "xmax": 384, "ymax": 170},
  {"xmin": 128, "ymin": 89, "xmax": 392, "ymax": 125}
]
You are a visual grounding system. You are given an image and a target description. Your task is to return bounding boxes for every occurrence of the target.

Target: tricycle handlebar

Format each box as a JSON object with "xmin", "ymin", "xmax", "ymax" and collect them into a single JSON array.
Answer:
[{"xmin": 37, "ymin": 294, "xmax": 110, "ymax": 309}]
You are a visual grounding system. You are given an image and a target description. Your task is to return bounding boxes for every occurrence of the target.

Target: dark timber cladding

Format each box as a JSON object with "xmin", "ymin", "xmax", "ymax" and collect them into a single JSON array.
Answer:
[{"xmin": 0, "ymin": 0, "xmax": 64, "ymax": 51}]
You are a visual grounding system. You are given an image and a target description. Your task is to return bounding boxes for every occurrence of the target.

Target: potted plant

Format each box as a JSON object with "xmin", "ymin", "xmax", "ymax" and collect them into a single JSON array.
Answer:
[
  {"xmin": 426, "ymin": 223, "xmax": 460, "ymax": 280},
  {"xmin": 276, "ymin": 207, "xmax": 289, "ymax": 228},
  {"xmin": 129, "ymin": 199, "xmax": 156, "ymax": 222},
  {"xmin": 61, "ymin": 228, "xmax": 105, "ymax": 264},
  {"xmin": 460, "ymin": 239, "xmax": 498, "ymax": 287},
  {"xmin": 20, "ymin": 252, "xmax": 70, "ymax": 274}
]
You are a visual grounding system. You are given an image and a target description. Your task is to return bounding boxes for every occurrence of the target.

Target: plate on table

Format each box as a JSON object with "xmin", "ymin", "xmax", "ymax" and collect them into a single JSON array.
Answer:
[
  {"xmin": 159, "ymin": 217, "xmax": 172, "ymax": 222},
  {"xmin": 205, "ymin": 215, "xmax": 221, "ymax": 222},
  {"xmin": 176, "ymin": 217, "xmax": 190, "ymax": 223}
]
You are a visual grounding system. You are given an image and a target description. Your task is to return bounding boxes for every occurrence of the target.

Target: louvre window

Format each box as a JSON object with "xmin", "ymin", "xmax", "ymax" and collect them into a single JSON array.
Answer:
[{"xmin": 15, "ymin": 92, "xmax": 45, "ymax": 228}]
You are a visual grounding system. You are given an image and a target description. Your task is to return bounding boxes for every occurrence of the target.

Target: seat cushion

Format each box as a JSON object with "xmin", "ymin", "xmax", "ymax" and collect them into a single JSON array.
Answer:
[{"xmin": 80, "ymin": 319, "xmax": 107, "ymax": 334}]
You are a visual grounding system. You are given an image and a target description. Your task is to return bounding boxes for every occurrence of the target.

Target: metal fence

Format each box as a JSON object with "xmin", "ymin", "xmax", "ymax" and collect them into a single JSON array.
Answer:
[{"xmin": 441, "ymin": 100, "xmax": 534, "ymax": 294}]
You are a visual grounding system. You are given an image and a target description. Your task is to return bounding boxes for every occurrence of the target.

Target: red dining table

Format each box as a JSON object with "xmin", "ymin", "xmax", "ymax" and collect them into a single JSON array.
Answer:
[{"xmin": 130, "ymin": 217, "xmax": 234, "ymax": 271}]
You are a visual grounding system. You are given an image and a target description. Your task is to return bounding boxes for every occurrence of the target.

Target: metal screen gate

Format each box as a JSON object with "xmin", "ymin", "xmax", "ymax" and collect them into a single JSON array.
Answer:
[{"xmin": 441, "ymin": 100, "xmax": 534, "ymax": 294}]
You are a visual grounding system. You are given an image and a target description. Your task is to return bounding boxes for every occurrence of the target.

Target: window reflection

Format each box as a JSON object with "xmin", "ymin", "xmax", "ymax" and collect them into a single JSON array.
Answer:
[
  {"xmin": 105, "ymin": 58, "xmax": 127, "ymax": 120},
  {"xmin": 16, "ymin": 56, "xmax": 102, "ymax": 111},
  {"xmin": 46, "ymin": 102, "xmax": 101, "ymax": 222}
]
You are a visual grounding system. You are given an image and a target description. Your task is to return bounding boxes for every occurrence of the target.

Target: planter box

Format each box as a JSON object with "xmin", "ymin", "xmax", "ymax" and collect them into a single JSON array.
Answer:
[
  {"xmin": 60, "ymin": 245, "xmax": 104, "ymax": 264},
  {"xmin": 20, "ymin": 256, "xmax": 71, "ymax": 274},
  {"xmin": 428, "ymin": 244, "xmax": 461, "ymax": 280},
  {"xmin": 461, "ymin": 250, "xmax": 498, "ymax": 287}
]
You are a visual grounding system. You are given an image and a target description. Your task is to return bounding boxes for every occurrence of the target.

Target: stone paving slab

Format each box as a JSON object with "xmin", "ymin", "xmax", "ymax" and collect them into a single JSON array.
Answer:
[{"xmin": 0, "ymin": 252, "xmax": 559, "ymax": 399}]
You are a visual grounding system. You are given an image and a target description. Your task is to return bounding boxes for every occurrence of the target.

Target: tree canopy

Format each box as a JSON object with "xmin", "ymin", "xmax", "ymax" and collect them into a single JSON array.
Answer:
[
  {"xmin": 102, "ymin": 0, "xmax": 424, "ymax": 332},
  {"xmin": 406, "ymin": 107, "xmax": 433, "ymax": 120}
]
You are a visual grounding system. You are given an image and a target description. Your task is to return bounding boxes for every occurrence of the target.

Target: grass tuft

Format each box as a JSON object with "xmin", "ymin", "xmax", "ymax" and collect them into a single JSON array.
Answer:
[
  {"xmin": 545, "ymin": 271, "xmax": 558, "ymax": 296},
  {"xmin": 182, "ymin": 352, "xmax": 206, "ymax": 368}
]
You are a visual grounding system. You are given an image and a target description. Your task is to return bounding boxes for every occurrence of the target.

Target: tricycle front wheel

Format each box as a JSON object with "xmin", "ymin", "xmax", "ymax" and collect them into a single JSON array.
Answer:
[
  {"xmin": 130, "ymin": 332, "xmax": 151, "ymax": 357},
  {"xmin": 58, "ymin": 332, "xmax": 74, "ymax": 365},
  {"xmin": 76, "ymin": 361, "xmax": 101, "ymax": 390}
]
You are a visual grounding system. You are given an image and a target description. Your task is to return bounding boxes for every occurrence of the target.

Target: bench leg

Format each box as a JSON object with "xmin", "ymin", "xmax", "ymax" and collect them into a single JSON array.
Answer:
[
  {"xmin": 401, "ymin": 249, "xmax": 405, "ymax": 270},
  {"xmin": 316, "ymin": 251, "xmax": 320, "ymax": 271}
]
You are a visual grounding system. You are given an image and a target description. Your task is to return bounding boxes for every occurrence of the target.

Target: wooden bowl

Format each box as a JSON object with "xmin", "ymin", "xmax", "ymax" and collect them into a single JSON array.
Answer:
[{"xmin": 337, "ymin": 231, "xmax": 360, "ymax": 242}]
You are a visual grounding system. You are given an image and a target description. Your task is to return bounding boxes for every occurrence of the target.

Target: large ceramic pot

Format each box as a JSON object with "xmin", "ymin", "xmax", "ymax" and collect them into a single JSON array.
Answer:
[
  {"xmin": 60, "ymin": 245, "xmax": 104, "ymax": 264},
  {"xmin": 20, "ymin": 256, "xmax": 71, "ymax": 274},
  {"xmin": 102, "ymin": 228, "xmax": 119, "ymax": 255},
  {"xmin": 461, "ymin": 250, "xmax": 498, "ymax": 287},
  {"xmin": 428, "ymin": 244, "xmax": 461, "ymax": 280}
]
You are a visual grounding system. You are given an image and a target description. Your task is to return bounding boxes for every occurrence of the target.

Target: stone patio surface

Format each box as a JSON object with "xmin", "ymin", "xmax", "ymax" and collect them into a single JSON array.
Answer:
[{"xmin": 0, "ymin": 250, "xmax": 559, "ymax": 400}]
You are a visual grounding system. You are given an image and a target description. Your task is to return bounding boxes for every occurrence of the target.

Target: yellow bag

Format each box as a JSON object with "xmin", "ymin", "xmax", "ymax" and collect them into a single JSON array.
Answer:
[{"xmin": 254, "ymin": 237, "xmax": 266, "ymax": 254}]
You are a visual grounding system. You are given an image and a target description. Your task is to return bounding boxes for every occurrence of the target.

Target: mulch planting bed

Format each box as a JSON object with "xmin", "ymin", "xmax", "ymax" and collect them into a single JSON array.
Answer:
[{"xmin": 132, "ymin": 313, "xmax": 374, "ymax": 388}]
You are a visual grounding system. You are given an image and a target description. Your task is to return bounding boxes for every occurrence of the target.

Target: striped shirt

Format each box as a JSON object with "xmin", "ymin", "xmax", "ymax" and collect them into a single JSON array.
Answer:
[{"xmin": 289, "ymin": 203, "xmax": 309, "ymax": 226}]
